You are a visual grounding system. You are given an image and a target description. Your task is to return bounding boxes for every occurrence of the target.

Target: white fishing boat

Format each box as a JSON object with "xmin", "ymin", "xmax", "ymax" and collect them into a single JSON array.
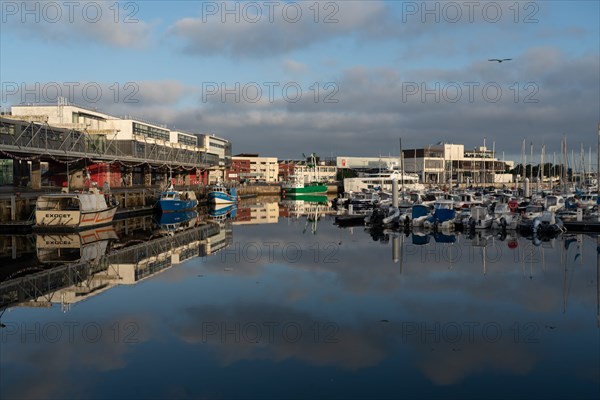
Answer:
[{"xmin": 34, "ymin": 187, "xmax": 118, "ymax": 230}]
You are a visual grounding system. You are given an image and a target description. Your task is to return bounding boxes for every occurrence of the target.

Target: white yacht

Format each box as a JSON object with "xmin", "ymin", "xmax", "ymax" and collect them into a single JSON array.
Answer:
[{"xmin": 344, "ymin": 163, "xmax": 425, "ymax": 193}]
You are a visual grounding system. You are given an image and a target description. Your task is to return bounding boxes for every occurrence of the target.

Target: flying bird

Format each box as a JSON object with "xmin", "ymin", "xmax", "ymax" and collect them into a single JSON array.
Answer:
[{"xmin": 488, "ymin": 58, "xmax": 512, "ymax": 63}]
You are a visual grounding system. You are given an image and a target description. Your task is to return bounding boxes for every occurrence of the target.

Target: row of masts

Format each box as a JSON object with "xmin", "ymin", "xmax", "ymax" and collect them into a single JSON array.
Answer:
[
  {"xmin": 395, "ymin": 130, "xmax": 599, "ymax": 189},
  {"xmin": 519, "ymin": 138, "xmax": 597, "ymax": 187}
]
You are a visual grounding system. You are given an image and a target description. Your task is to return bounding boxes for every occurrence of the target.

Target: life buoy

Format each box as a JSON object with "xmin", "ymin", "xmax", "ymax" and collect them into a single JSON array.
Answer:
[{"xmin": 508, "ymin": 200, "xmax": 519, "ymax": 212}]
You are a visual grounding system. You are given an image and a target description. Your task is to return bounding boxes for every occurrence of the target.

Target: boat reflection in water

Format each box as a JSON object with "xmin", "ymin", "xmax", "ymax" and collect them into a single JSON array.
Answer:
[
  {"xmin": 154, "ymin": 210, "xmax": 200, "ymax": 235},
  {"xmin": 208, "ymin": 203, "xmax": 237, "ymax": 220},
  {"xmin": 0, "ymin": 214, "xmax": 228, "ymax": 312},
  {"xmin": 35, "ymin": 226, "xmax": 119, "ymax": 264},
  {"xmin": 280, "ymin": 196, "xmax": 334, "ymax": 234}
]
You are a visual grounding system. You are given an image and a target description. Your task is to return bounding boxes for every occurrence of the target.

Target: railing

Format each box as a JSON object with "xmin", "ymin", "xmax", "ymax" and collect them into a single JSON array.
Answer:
[{"xmin": 0, "ymin": 118, "xmax": 212, "ymax": 169}]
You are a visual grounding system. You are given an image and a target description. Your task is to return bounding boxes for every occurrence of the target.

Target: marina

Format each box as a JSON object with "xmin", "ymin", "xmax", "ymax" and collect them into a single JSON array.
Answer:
[{"xmin": 3, "ymin": 1, "xmax": 598, "ymax": 398}]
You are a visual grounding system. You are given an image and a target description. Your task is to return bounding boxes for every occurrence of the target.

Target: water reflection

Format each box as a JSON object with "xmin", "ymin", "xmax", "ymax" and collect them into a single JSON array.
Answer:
[
  {"xmin": 0, "ymin": 213, "xmax": 228, "ymax": 312},
  {"xmin": 0, "ymin": 198, "xmax": 598, "ymax": 399},
  {"xmin": 36, "ymin": 226, "xmax": 119, "ymax": 265}
]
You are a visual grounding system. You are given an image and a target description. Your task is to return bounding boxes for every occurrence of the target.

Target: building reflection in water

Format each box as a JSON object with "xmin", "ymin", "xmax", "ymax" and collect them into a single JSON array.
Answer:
[{"xmin": 0, "ymin": 210, "xmax": 231, "ymax": 313}]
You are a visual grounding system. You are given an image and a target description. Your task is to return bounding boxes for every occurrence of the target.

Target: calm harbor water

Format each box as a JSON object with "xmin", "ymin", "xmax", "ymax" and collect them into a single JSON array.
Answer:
[{"xmin": 1, "ymin": 198, "xmax": 599, "ymax": 399}]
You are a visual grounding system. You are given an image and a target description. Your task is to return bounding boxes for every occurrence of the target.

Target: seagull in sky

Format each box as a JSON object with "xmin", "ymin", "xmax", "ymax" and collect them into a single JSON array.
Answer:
[{"xmin": 488, "ymin": 58, "xmax": 512, "ymax": 63}]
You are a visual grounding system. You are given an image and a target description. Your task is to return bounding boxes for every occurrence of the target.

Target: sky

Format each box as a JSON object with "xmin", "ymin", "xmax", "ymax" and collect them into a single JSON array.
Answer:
[{"xmin": 1, "ymin": 0, "xmax": 599, "ymax": 163}]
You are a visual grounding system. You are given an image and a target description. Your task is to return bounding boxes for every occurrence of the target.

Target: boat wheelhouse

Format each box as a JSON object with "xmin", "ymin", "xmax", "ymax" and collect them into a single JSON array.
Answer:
[
  {"xmin": 157, "ymin": 187, "xmax": 198, "ymax": 212},
  {"xmin": 207, "ymin": 184, "xmax": 239, "ymax": 204}
]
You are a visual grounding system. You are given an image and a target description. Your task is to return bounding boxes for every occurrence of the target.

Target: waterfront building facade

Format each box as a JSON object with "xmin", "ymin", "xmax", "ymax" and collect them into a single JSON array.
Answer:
[
  {"xmin": 1, "ymin": 102, "xmax": 231, "ymax": 188},
  {"xmin": 228, "ymin": 154, "xmax": 278, "ymax": 183},
  {"xmin": 337, "ymin": 144, "xmax": 513, "ymax": 186}
]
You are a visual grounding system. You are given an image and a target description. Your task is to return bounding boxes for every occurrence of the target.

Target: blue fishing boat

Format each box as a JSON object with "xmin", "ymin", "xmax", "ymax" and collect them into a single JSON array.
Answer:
[
  {"xmin": 207, "ymin": 184, "xmax": 239, "ymax": 204},
  {"xmin": 157, "ymin": 186, "xmax": 198, "ymax": 212}
]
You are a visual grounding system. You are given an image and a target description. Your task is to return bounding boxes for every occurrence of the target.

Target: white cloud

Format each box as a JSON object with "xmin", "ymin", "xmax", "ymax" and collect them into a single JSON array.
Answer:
[
  {"xmin": 2, "ymin": 0, "xmax": 154, "ymax": 49},
  {"xmin": 168, "ymin": 1, "xmax": 391, "ymax": 57}
]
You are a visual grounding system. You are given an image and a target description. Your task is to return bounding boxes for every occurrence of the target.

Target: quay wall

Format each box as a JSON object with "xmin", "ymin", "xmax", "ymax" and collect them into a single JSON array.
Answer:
[{"xmin": 0, "ymin": 184, "xmax": 340, "ymax": 224}]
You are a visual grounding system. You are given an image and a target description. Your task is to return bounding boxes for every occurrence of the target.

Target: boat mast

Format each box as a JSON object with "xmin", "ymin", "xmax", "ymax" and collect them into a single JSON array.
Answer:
[
  {"xmin": 581, "ymin": 143, "xmax": 585, "ymax": 190},
  {"xmin": 563, "ymin": 135, "xmax": 568, "ymax": 196},
  {"xmin": 492, "ymin": 139, "xmax": 496, "ymax": 186},
  {"xmin": 597, "ymin": 123, "xmax": 600, "ymax": 203},
  {"xmin": 483, "ymin": 137, "xmax": 486, "ymax": 186},
  {"xmin": 399, "ymin": 137, "xmax": 404, "ymax": 199},
  {"xmin": 529, "ymin": 142, "xmax": 534, "ymax": 185},
  {"xmin": 540, "ymin": 144, "xmax": 545, "ymax": 188}
]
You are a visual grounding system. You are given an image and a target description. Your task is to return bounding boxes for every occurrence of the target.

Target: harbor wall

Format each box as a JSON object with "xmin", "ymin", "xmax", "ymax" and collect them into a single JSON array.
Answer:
[{"xmin": 0, "ymin": 184, "xmax": 340, "ymax": 224}]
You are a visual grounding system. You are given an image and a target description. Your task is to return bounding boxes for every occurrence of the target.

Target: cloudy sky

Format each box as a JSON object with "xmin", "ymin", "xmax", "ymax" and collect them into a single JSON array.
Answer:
[{"xmin": 1, "ymin": 0, "xmax": 599, "ymax": 161}]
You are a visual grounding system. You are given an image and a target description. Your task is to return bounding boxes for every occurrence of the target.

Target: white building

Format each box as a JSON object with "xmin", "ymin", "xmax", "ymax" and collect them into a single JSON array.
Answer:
[
  {"xmin": 338, "ymin": 144, "xmax": 513, "ymax": 185},
  {"xmin": 232, "ymin": 155, "xmax": 279, "ymax": 182},
  {"xmin": 336, "ymin": 156, "xmax": 399, "ymax": 170}
]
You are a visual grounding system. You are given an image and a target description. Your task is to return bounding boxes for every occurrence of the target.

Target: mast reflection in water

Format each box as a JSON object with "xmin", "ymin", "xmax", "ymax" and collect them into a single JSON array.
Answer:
[{"xmin": 0, "ymin": 198, "xmax": 598, "ymax": 399}]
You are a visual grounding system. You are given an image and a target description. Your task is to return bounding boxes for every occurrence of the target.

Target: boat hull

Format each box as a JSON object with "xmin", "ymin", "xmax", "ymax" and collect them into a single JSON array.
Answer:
[
  {"xmin": 34, "ymin": 206, "xmax": 117, "ymax": 231},
  {"xmin": 158, "ymin": 199, "xmax": 198, "ymax": 212},
  {"xmin": 281, "ymin": 184, "xmax": 327, "ymax": 196},
  {"xmin": 208, "ymin": 192, "xmax": 238, "ymax": 204}
]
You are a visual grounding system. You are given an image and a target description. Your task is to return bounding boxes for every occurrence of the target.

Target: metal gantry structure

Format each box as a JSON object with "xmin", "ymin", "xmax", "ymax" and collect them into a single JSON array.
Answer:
[{"xmin": 0, "ymin": 117, "xmax": 214, "ymax": 169}]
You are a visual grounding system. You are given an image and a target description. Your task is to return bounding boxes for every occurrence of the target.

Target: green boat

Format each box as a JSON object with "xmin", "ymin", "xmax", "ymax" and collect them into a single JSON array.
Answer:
[
  {"xmin": 281, "ymin": 153, "xmax": 328, "ymax": 196},
  {"xmin": 281, "ymin": 178, "xmax": 327, "ymax": 196}
]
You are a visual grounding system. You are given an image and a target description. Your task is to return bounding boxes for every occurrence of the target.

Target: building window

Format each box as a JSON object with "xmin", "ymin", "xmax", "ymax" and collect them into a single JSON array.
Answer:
[
  {"xmin": 0, "ymin": 122, "xmax": 15, "ymax": 135},
  {"xmin": 178, "ymin": 133, "xmax": 197, "ymax": 146},
  {"xmin": 133, "ymin": 122, "xmax": 169, "ymax": 141}
]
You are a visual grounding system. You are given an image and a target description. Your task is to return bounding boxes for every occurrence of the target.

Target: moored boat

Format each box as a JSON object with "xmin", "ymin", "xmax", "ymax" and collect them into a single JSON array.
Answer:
[
  {"xmin": 34, "ymin": 188, "xmax": 118, "ymax": 231},
  {"xmin": 207, "ymin": 184, "xmax": 239, "ymax": 204},
  {"xmin": 423, "ymin": 200, "xmax": 456, "ymax": 230},
  {"xmin": 281, "ymin": 175, "xmax": 327, "ymax": 196},
  {"xmin": 158, "ymin": 187, "xmax": 198, "ymax": 212}
]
